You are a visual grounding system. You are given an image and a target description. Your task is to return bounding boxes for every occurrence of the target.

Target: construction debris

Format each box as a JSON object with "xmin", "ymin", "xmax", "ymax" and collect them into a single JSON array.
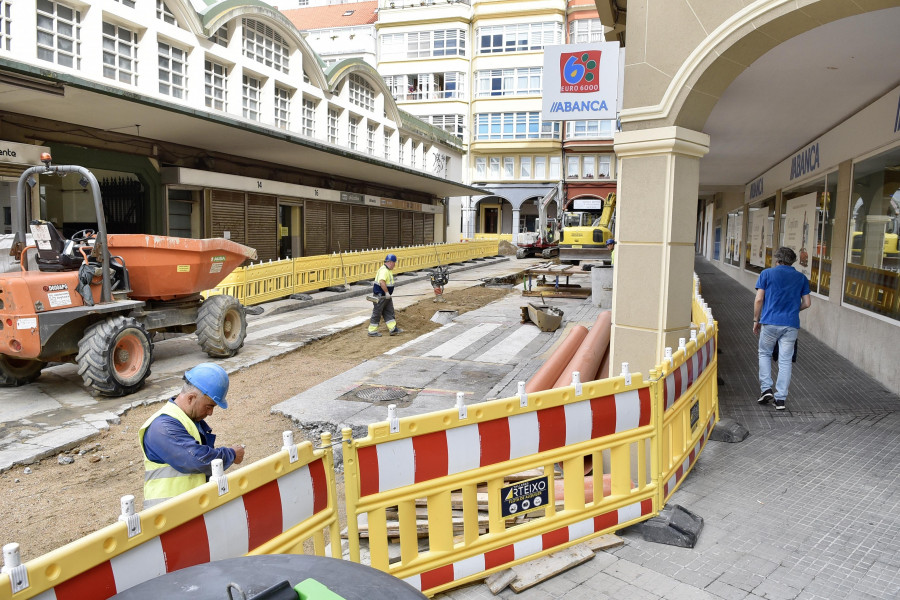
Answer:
[{"xmin": 508, "ymin": 544, "xmax": 594, "ymax": 592}]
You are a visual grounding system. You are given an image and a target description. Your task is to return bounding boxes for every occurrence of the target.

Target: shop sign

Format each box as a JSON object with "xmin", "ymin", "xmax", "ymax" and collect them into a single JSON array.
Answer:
[
  {"xmin": 0, "ymin": 141, "xmax": 50, "ymax": 166},
  {"xmin": 789, "ymin": 143, "xmax": 820, "ymax": 181},
  {"xmin": 543, "ymin": 43, "xmax": 620, "ymax": 121}
]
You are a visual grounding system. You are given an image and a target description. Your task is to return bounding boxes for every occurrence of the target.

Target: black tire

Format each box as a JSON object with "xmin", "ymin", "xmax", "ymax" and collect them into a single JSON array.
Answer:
[
  {"xmin": 0, "ymin": 356, "xmax": 46, "ymax": 387},
  {"xmin": 76, "ymin": 315, "xmax": 153, "ymax": 396},
  {"xmin": 197, "ymin": 295, "xmax": 247, "ymax": 358}
]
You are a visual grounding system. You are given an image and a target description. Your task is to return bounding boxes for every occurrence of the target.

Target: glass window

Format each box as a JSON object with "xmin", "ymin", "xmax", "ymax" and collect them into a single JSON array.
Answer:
[
  {"xmin": 0, "ymin": 1, "xmax": 10, "ymax": 52},
  {"xmin": 348, "ymin": 73, "xmax": 374, "ymax": 112},
  {"xmin": 475, "ymin": 67, "xmax": 542, "ymax": 98},
  {"xmin": 204, "ymin": 59, "xmax": 227, "ymax": 110},
  {"xmin": 242, "ymin": 18, "xmax": 289, "ymax": 74},
  {"xmin": 475, "ymin": 157, "xmax": 486, "ymax": 179},
  {"xmin": 210, "ymin": 25, "xmax": 228, "ymax": 47},
  {"xmin": 102, "ymin": 21, "xmax": 138, "ymax": 84},
  {"xmin": 156, "ymin": 0, "xmax": 177, "ymax": 25},
  {"xmin": 380, "ymin": 29, "xmax": 465, "ymax": 60},
  {"xmin": 534, "ymin": 156, "xmax": 546, "ymax": 179},
  {"xmin": 598, "ymin": 155, "xmax": 611, "ymax": 178},
  {"xmin": 158, "ymin": 40, "xmax": 187, "ymax": 99},
  {"xmin": 37, "ymin": 0, "xmax": 82, "ymax": 68},
  {"xmin": 520, "ymin": 156, "xmax": 532, "ymax": 179},
  {"xmin": 844, "ymin": 146, "xmax": 900, "ymax": 319},
  {"xmin": 489, "ymin": 157, "xmax": 500, "ymax": 179},
  {"xmin": 582, "ymin": 156, "xmax": 595, "ymax": 179},
  {"xmin": 302, "ymin": 97, "xmax": 316, "ymax": 137},
  {"xmin": 275, "ymin": 87, "xmax": 291, "ymax": 130},
  {"xmin": 242, "ymin": 74, "xmax": 261, "ymax": 121},
  {"xmin": 745, "ymin": 198, "xmax": 775, "ymax": 276},
  {"xmin": 367, "ymin": 122, "xmax": 377, "ymax": 155},
  {"xmin": 567, "ymin": 156, "xmax": 579, "ymax": 179},
  {"xmin": 503, "ymin": 157, "xmax": 515, "ymax": 179},
  {"xmin": 399, "ymin": 137, "xmax": 406, "ymax": 164},
  {"xmin": 474, "ymin": 112, "xmax": 560, "ymax": 141},
  {"xmin": 549, "ymin": 156, "xmax": 560, "ymax": 179},
  {"xmin": 349, "ymin": 116, "xmax": 359, "ymax": 150},
  {"xmin": 384, "ymin": 129, "xmax": 392, "ymax": 160},
  {"xmin": 327, "ymin": 107, "xmax": 339, "ymax": 144},
  {"xmin": 477, "ymin": 22, "xmax": 562, "ymax": 54},
  {"xmin": 724, "ymin": 209, "xmax": 743, "ymax": 267},
  {"xmin": 569, "ymin": 18, "xmax": 605, "ymax": 43},
  {"xmin": 782, "ymin": 173, "xmax": 838, "ymax": 295}
]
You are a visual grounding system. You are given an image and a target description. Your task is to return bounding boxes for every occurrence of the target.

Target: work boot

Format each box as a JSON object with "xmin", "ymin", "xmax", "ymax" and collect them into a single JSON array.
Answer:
[
  {"xmin": 757, "ymin": 389, "xmax": 774, "ymax": 405},
  {"xmin": 389, "ymin": 327, "xmax": 404, "ymax": 336},
  {"xmin": 368, "ymin": 331, "xmax": 382, "ymax": 337}
]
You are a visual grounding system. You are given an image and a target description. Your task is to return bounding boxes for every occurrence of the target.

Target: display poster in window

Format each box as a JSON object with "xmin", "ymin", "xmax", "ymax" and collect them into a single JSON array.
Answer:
[
  {"xmin": 783, "ymin": 192, "xmax": 816, "ymax": 279},
  {"xmin": 748, "ymin": 207, "xmax": 767, "ymax": 268},
  {"xmin": 542, "ymin": 43, "xmax": 621, "ymax": 121},
  {"xmin": 724, "ymin": 215, "xmax": 734, "ymax": 261}
]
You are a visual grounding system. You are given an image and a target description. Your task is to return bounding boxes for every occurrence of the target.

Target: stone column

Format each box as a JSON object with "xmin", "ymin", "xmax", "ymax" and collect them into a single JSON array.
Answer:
[
  {"xmin": 610, "ymin": 126, "xmax": 710, "ymax": 377},
  {"xmin": 511, "ymin": 207, "xmax": 521, "ymax": 244}
]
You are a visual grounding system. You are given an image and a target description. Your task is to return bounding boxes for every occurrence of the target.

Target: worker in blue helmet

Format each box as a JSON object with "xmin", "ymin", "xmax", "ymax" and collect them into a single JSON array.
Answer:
[
  {"xmin": 139, "ymin": 363, "xmax": 245, "ymax": 509},
  {"xmin": 605, "ymin": 238, "xmax": 616, "ymax": 265},
  {"xmin": 368, "ymin": 253, "xmax": 403, "ymax": 337}
]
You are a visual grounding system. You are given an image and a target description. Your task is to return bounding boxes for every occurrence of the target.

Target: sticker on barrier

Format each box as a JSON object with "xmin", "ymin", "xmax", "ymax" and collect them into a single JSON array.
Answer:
[{"xmin": 501, "ymin": 476, "xmax": 549, "ymax": 517}]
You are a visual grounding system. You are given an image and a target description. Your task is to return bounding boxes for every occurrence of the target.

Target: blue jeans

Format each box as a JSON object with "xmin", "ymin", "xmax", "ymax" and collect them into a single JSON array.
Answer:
[{"xmin": 758, "ymin": 324, "xmax": 799, "ymax": 402}]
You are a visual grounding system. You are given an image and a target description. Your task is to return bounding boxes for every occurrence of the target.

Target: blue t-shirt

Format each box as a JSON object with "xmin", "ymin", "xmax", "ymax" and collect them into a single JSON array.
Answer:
[{"xmin": 756, "ymin": 265, "xmax": 810, "ymax": 328}]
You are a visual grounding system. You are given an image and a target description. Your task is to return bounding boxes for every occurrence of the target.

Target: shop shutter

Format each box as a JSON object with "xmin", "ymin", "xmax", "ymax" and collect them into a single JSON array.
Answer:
[
  {"xmin": 0, "ymin": 165, "xmax": 26, "ymax": 179},
  {"xmin": 247, "ymin": 194, "xmax": 277, "ymax": 262},
  {"xmin": 400, "ymin": 212, "xmax": 413, "ymax": 247},
  {"xmin": 369, "ymin": 207, "xmax": 384, "ymax": 249},
  {"xmin": 350, "ymin": 206, "xmax": 368, "ymax": 251},
  {"xmin": 305, "ymin": 200, "xmax": 328, "ymax": 256},
  {"xmin": 413, "ymin": 213, "xmax": 425, "ymax": 245},
  {"xmin": 330, "ymin": 204, "xmax": 350, "ymax": 254},
  {"xmin": 424, "ymin": 214, "xmax": 435, "ymax": 244},
  {"xmin": 210, "ymin": 189, "xmax": 246, "ymax": 246},
  {"xmin": 384, "ymin": 209, "xmax": 400, "ymax": 248}
]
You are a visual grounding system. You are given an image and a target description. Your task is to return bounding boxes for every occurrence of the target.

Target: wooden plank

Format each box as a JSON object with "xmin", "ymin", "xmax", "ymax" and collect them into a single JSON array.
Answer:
[
  {"xmin": 509, "ymin": 544, "xmax": 595, "ymax": 592},
  {"xmin": 523, "ymin": 290, "xmax": 591, "ymax": 299},
  {"xmin": 586, "ymin": 533, "xmax": 624, "ymax": 552},
  {"xmin": 485, "ymin": 569, "xmax": 516, "ymax": 595},
  {"xmin": 415, "ymin": 492, "xmax": 489, "ymax": 511}
]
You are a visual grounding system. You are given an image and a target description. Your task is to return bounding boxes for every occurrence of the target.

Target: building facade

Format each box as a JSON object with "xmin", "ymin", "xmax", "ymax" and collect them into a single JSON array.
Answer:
[
  {"xmin": 609, "ymin": 0, "xmax": 900, "ymax": 393},
  {"xmin": 0, "ymin": 0, "xmax": 473, "ymax": 262},
  {"xmin": 292, "ymin": 0, "xmax": 621, "ymax": 242}
]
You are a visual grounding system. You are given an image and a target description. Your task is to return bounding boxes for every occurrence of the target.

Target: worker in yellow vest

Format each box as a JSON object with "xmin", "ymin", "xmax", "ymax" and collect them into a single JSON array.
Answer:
[
  {"xmin": 606, "ymin": 238, "xmax": 616, "ymax": 265},
  {"xmin": 139, "ymin": 363, "xmax": 244, "ymax": 509}
]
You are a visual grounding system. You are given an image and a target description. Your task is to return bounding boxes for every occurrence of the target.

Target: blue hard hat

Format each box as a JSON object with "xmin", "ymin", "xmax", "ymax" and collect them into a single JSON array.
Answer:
[
  {"xmin": 184, "ymin": 363, "xmax": 229, "ymax": 408},
  {"xmin": 385, "ymin": 253, "xmax": 398, "ymax": 263},
  {"xmin": 606, "ymin": 238, "xmax": 616, "ymax": 245}
]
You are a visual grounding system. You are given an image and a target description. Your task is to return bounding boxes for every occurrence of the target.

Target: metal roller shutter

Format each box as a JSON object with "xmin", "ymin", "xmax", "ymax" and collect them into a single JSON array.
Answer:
[
  {"xmin": 424, "ymin": 214, "xmax": 435, "ymax": 244},
  {"xmin": 210, "ymin": 190, "xmax": 246, "ymax": 246},
  {"xmin": 247, "ymin": 194, "xmax": 277, "ymax": 262},
  {"xmin": 305, "ymin": 200, "xmax": 328, "ymax": 256},
  {"xmin": 400, "ymin": 212, "xmax": 414, "ymax": 247},
  {"xmin": 413, "ymin": 213, "xmax": 424, "ymax": 245},
  {"xmin": 350, "ymin": 206, "xmax": 368, "ymax": 251},
  {"xmin": 330, "ymin": 204, "xmax": 350, "ymax": 253},
  {"xmin": 369, "ymin": 207, "xmax": 384, "ymax": 249},
  {"xmin": 384, "ymin": 209, "xmax": 400, "ymax": 248}
]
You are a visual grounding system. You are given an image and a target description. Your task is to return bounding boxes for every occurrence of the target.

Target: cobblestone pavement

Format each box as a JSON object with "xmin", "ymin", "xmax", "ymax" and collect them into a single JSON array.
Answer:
[{"xmin": 438, "ymin": 256, "xmax": 900, "ymax": 600}]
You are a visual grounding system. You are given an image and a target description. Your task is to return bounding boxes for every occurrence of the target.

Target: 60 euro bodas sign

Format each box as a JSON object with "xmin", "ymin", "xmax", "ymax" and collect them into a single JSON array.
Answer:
[{"xmin": 542, "ymin": 42, "xmax": 621, "ymax": 121}]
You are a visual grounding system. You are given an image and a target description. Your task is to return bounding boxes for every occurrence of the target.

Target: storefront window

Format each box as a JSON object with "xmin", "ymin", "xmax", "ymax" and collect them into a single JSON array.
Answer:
[
  {"xmin": 724, "ymin": 209, "xmax": 742, "ymax": 267},
  {"xmin": 782, "ymin": 172, "xmax": 838, "ymax": 296},
  {"xmin": 745, "ymin": 197, "xmax": 775, "ymax": 275},
  {"xmin": 844, "ymin": 145, "xmax": 900, "ymax": 320}
]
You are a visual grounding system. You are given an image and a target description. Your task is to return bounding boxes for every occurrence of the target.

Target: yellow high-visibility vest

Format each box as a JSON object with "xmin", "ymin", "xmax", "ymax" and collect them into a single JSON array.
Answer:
[{"xmin": 139, "ymin": 402, "xmax": 206, "ymax": 509}]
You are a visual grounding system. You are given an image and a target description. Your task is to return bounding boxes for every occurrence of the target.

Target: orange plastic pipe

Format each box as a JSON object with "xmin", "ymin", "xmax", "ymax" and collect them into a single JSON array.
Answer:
[
  {"xmin": 524, "ymin": 325, "xmax": 589, "ymax": 393},
  {"xmin": 551, "ymin": 310, "xmax": 612, "ymax": 389},
  {"xmin": 597, "ymin": 347, "xmax": 611, "ymax": 380}
]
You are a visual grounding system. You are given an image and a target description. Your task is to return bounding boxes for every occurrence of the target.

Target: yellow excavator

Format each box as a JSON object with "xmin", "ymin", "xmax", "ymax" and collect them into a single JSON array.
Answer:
[{"xmin": 557, "ymin": 193, "xmax": 616, "ymax": 263}]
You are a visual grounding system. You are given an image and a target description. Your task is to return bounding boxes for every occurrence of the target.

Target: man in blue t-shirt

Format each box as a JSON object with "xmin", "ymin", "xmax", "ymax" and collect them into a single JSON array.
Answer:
[{"xmin": 753, "ymin": 247, "xmax": 811, "ymax": 410}]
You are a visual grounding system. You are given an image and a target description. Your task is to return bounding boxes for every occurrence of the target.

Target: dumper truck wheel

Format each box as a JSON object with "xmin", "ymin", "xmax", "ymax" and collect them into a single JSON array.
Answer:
[
  {"xmin": 197, "ymin": 294, "xmax": 247, "ymax": 358},
  {"xmin": 76, "ymin": 315, "xmax": 153, "ymax": 396},
  {"xmin": 0, "ymin": 357, "xmax": 46, "ymax": 386}
]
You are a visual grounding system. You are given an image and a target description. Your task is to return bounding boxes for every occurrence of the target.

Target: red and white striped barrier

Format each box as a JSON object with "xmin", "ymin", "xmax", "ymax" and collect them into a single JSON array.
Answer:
[
  {"xmin": 663, "ymin": 414, "xmax": 715, "ymax": 499},
  {"xmin": 402, "ymin": 498, "xmax": 654, "ymax": 594},
  {"xmin": 663, "ymin": 337, "xmax": 716, "ymax": 411},
  {"xmin": 357, "ymin": 389, "xmax": 652, "ymax": 496},
  {"xmin": 28, "ymin": 459, "xmax": 329, "ymax": 600}
]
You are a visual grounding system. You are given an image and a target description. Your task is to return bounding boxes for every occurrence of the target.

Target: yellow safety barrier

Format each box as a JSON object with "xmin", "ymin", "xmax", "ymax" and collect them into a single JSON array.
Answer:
[
  {"xmin": 1, "ymin": 275, "xmax": 719, "ymax": 599},
  {"xmin": 207, "ymin": 241, "xmax": 500, "ymax": 306},
  {"xmin": 340, "ymin": 278, "xmax": 719, "ymax": 596},
  {"xmin": 472, "ymin": 233, "xmax": 513, "ymax": 242},
  {"xmin": 0, "ymin": 434, "xmax": 340, "ymax": 600},
  {"xmin": 342, "ymin": 374, "xmax": 659, "ymax": 596}
]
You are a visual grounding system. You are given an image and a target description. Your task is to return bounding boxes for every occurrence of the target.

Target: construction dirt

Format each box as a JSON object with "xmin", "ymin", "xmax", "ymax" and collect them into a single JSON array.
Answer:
[{"xmin": 0, "ymin": 286, "xmax": 513, "ymax": 561}]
